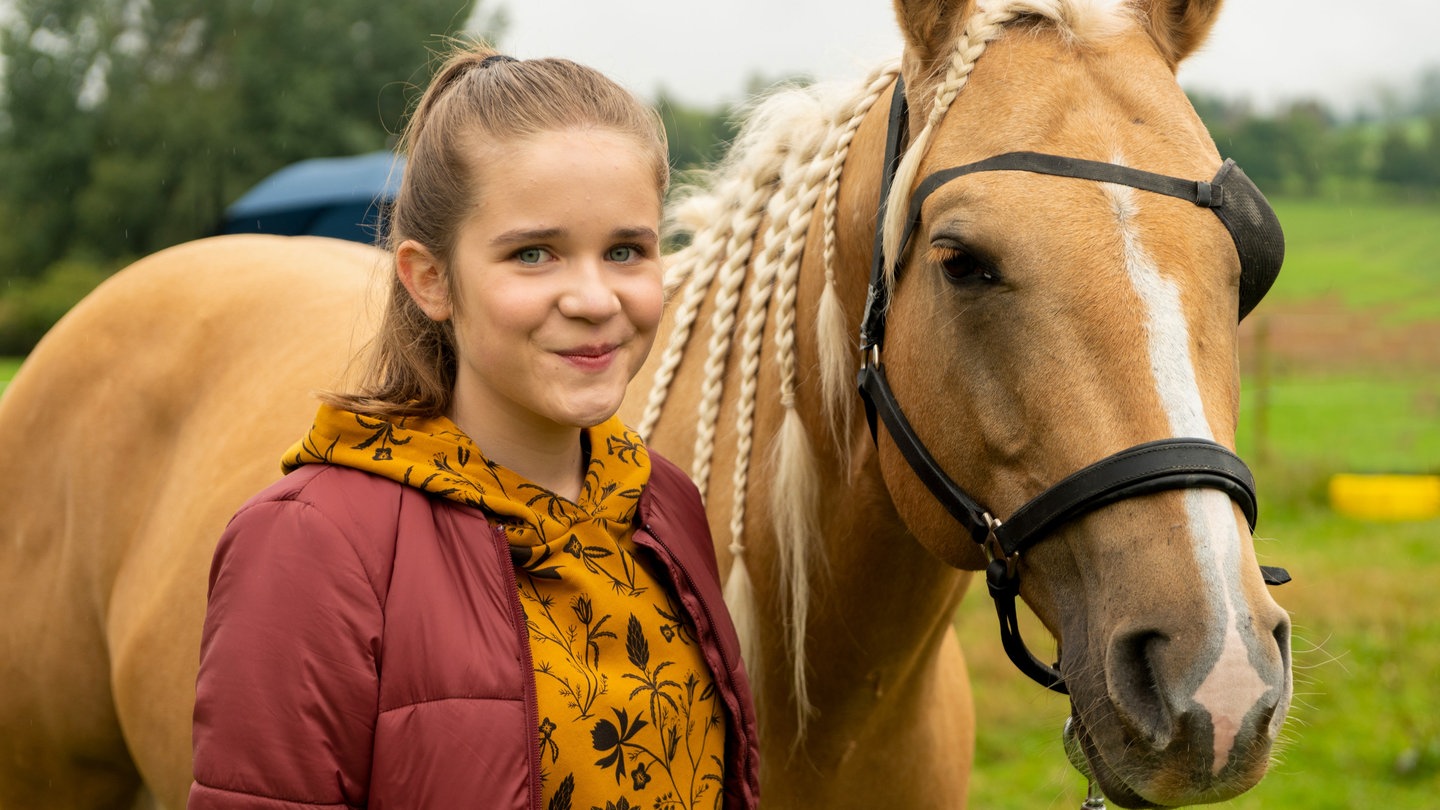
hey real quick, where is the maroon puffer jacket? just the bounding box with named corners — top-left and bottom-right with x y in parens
top-left (188, 453), bottom-right (759, 809)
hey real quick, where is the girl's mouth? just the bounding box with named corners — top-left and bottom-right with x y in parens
top-left (556, 343), bottom-right (620, 370)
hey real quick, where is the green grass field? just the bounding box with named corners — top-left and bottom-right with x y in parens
top-left (1, 195), bottom-right (1436, 807)
top-left (1262, 195), bottom-right (1440, 324)
top-left (0, 357), bottom-right (20, 395)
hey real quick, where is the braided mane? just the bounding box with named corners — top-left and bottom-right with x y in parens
top-left (641, 0), bottom-right (1132, 733)
top-left (639, 65), bottom-right (897, 725)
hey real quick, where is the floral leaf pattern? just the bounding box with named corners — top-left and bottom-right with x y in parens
top-left (548, 773), bottom-right (574, 810)
top-left (625, 615), bottom-right (650, 671)
top-left (591, 707), bottom-right (648, 782)
top-left (282, 404), bottom-right (725, 809)
top-left (540, 717), bottom-right (560, 764)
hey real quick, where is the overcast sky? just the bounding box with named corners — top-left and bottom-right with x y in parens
top-left (496, 0), bottom-right (1439, 113)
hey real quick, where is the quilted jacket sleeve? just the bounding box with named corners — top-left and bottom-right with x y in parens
top-left (188, 493), bottom-right (384, 809)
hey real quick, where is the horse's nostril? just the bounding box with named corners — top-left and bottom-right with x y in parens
top-left (1272, 612), bottom-right (1291, 665)
top-left (1269, 611), bottom-right (1293, 737)
top-left (1107, 630), bottom-right (1173, 747)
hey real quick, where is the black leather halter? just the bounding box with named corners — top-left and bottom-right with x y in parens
top-left (856, 79), bottom-right (1289, 694)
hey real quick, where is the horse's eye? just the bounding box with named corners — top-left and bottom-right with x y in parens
top-left (932, 243), bottom-right (998, 285)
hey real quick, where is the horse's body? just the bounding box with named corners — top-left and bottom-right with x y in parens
top-left (0, 1), bottom-right (1290, 808)
top-left (0, 236), bottom-right (388, 808)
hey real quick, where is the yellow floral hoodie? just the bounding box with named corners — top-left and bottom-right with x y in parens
top-left (284, 404), bottom-right (729, 810)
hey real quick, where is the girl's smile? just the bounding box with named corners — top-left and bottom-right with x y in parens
top-left (555, 343), bottom-right (623, 371)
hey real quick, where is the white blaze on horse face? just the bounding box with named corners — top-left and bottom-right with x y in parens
top-left (1104, 177), bottom-right (1271, 774)
top-left (1187, 490), bottom-right (1271, 773)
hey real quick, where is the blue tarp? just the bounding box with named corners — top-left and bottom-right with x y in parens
top-left (221, 151), bottom-right (405, 244)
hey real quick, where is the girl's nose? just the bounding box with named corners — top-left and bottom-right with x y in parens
top-left (557, 259), bottom-right (623, 322)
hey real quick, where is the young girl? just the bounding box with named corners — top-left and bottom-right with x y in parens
top-left (188, 47), bottom-right (759, 810)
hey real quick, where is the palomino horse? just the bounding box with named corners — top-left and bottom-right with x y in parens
top-left (0, 0), bottom-right (1292, 807)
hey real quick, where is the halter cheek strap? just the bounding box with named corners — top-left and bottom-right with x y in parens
top-left (858, 80), bottom-right (913, 355)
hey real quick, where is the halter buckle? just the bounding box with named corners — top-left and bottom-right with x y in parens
top-left (982, 513), bottom-right (1018, 585)
top-left (862, 344), bottom-right (880, 370)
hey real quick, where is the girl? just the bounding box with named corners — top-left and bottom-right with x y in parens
top-left (188, 47), bottom-right (759, 810)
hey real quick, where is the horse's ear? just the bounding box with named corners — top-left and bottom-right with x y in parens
top-left (891, 0), bottom-right (976, 74)
top-left (1140, 0), bottom-right (1225, 66)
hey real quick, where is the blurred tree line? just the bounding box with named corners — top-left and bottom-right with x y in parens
top-left (0, 0), bottom-right (495, 351)
top-left (1191, 68), bottom-right (1440, 198)
top-left (0, 0), bottom-right (1436, 354)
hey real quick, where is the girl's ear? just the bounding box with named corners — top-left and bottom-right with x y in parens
top-left (396, 239), bottom-right (453, 321)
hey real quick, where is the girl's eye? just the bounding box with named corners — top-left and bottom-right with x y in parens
top-left (515, 247), bottom-right (549, 265)
top-left (606, 245), bottom-right (640, 263)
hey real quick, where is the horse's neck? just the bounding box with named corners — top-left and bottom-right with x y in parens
top-left (625, 74), bottom-right (972, 749)
top-left (763, 98), bottom-right (972, 734)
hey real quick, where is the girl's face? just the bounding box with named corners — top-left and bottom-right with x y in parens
top-left (400, 128), bottom-right (664, 440)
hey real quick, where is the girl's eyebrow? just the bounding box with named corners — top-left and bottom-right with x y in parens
top-left (490, 226), bottom-right (659, 247)
top-left (613, 226), bottom-right (660, 242)
top-left (490, 226), bottom-right (563, 247)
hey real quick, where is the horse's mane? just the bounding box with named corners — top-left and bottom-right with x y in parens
top-left (641, 0), bottom-right (1134, 734)
top-left (639, 65), bottom-right (898, 728)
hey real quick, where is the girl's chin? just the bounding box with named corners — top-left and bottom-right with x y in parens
top-left (548, 396), bottom-right (626, 431)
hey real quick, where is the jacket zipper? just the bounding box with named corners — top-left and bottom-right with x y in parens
top-left (493, 523), bottom-right (544, 810)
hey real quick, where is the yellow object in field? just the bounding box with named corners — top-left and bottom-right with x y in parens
top-left (1328, 474), bottom-right (1440, 521)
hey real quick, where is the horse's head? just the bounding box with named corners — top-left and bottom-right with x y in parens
top-left (870, 0), bottom-right (1291, 805)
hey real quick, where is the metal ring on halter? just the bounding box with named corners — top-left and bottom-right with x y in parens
top-left (981, 513), bottom-right (1016, 581)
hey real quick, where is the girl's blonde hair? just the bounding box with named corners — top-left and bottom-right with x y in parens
top-left (328, 44), bottom-right (669, 417)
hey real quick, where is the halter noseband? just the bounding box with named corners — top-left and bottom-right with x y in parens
top-left (856, 79), bottom-right (1289, 694)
